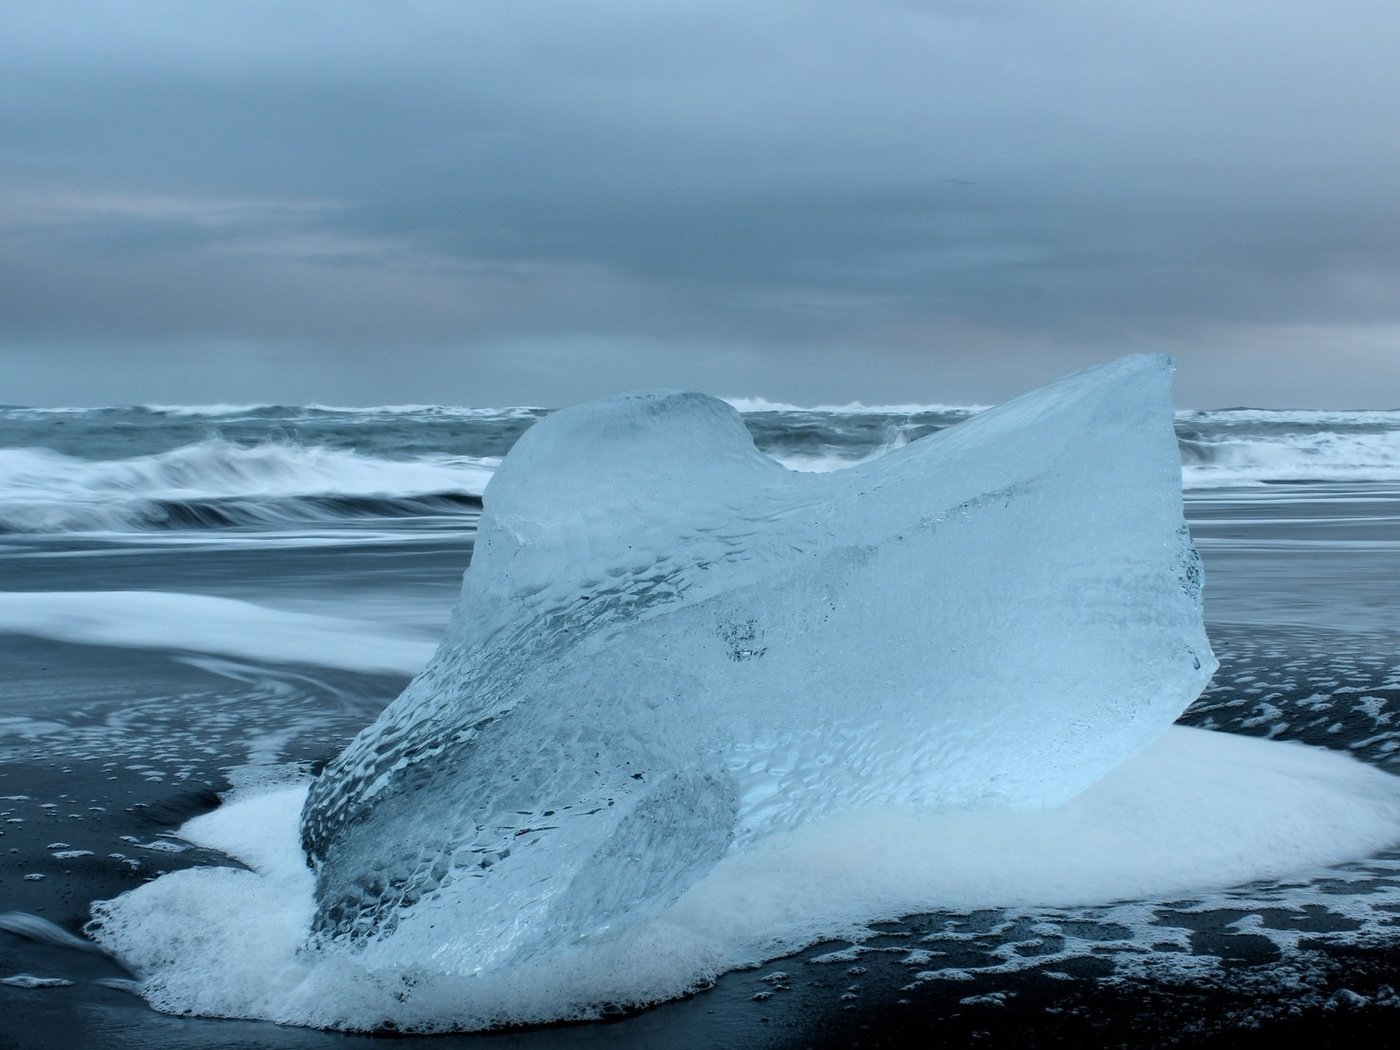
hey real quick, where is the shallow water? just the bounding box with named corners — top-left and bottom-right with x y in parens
top-left (4, 402), bottom-right (1400, 1046)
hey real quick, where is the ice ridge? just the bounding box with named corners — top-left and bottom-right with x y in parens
top-left (299, 354), bottom-right (1217, 976)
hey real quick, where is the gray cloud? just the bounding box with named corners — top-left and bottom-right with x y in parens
top-left (3, 1), bottom-right (1400, 406)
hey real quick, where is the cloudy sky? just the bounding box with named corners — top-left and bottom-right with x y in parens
top-left (3, 1), bottom-right (1399, 408)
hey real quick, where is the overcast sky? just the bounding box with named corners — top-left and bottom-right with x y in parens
top-left (3, 1), bottom-right (1399, 408)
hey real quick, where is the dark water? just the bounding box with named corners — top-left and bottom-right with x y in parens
top-left (3, 403), bottom-right (1400, 1047)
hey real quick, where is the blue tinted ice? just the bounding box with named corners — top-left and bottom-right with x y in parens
top-left (300, 354), bottom-right (1216, 974)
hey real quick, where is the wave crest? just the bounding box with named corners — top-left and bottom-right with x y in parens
top-left (0, 438), bottom-right (493, 533)
top-left (1181, 429), bottom-right (1400, 486)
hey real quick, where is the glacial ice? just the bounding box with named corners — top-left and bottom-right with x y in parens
top-left (299, 354), bottom-right (1217, 975)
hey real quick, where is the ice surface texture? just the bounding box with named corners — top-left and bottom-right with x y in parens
top-left (300, 354), bottom-right (1216, 975)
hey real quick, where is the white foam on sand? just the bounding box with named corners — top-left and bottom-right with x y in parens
top-left (0, 591), bottom-right (435, 674)
top-left (87, 726), bottom-right (1400, 1033)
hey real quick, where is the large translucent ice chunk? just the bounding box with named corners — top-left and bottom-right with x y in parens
top-left (300, 354), bottom-right (1216, 974)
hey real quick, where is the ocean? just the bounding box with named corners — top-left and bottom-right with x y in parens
top-left (2, 399), bottom-right (1400, 1047)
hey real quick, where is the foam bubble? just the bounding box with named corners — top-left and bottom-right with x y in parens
top-left (1, 975), bottom-right (74, 989)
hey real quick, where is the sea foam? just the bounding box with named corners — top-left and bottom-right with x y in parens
top-left (0, 591), bottom-right (435, 674)
top-left (87, 727), bottom-right (1400, 1032)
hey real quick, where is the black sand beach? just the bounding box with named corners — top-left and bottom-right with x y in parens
top-left (4, 407), bottom-right (1400, 1047)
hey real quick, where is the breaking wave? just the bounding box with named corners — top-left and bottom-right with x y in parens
top-left (722, 395), bottom-right (989, 414)
top-left (1180, 429), bottom-right (1400, 486)
top-left (4, 405), bottom-right (1400, 535)
top-left (0, 439), bottom-right (493, 534)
